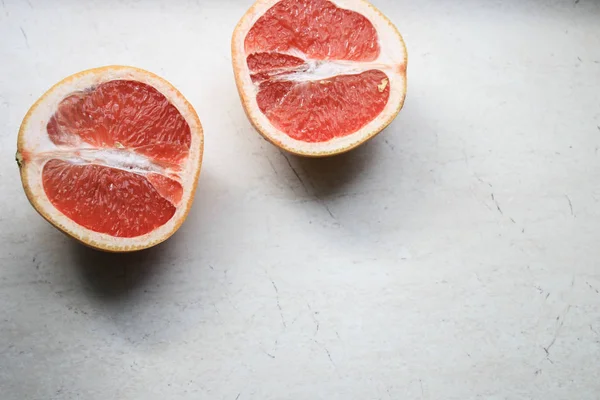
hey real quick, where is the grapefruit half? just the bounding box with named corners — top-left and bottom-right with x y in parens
top-left (16, 66), bottom-right (204, 252)
top-left (232, 0), bottom-right (407, 156)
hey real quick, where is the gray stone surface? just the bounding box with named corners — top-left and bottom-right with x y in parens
top-left (1, 0), bottom-right (599, 398)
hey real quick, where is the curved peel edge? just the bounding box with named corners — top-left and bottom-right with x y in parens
top-left (17, 65), bottom-right (204, 252)
top-left (231, 0), bottom-right (408, 157)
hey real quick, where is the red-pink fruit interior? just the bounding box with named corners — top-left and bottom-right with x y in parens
top-left (42, 160), bottom-right (176, 238)
top-left (42, 80), bottom-right (191, 238)
top-left (47, 80), bottom-right (191, 164)
top-left (244, 0), bottom-right (390, 143)
top-left (244, 0), bottom-right (380, 61)
top-left (256, 70), bottom-right (390, 142)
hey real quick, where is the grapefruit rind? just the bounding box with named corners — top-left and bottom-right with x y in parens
top-left (16, 66), bottom-right (204, 252)
top-left (232, 0), bottom-right (408, 157)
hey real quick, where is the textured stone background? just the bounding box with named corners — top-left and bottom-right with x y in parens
top-left (1, 0), bottom-right (599, 398)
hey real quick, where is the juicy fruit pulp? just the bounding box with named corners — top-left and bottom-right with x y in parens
top-left (42, 160), bottom-right (176, 238)
top-left (39, 80), bottom-right (191, 238)
top-left (244, 0), bottom-right (391, 142)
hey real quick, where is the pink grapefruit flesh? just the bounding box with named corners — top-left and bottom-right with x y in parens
top-left (232, 0), bottom-right (407, 156)
top-left (17, 66), bottom-right (204, 252)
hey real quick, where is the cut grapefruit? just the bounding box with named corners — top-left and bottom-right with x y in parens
top-left (232, 0), bottom-right (407, 156)
top-left (16, 66), bottom-right (204, 252)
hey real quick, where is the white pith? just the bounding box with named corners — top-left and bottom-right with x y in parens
top-left (254, 54), bottom-right (398, 83)
top-left (18, 66), bottom-right (203, 251)
top-left (27, 148), bottom-right (178, 175)
top-left (232, 0), bottom-right (407, 155)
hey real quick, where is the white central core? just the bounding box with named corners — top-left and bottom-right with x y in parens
top-left (281, 59), bottom-right (394, 82)
top-left (29, 146), bottom-right (178, 176)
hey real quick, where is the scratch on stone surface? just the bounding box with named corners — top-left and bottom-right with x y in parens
top-left (475, 175), bottom-right (493, 188)
top-left (475, 194), bottom-right (493, 212)
top-left (565, 195), bottom-right (574, 217)
top-left (266, 157), bottom-right (279, 177)
top-left (384, 139), bottom-right (395, 151)
top-left (322, 202), bottom-right (337, 221)
top-left (290, 313), bottom-right (300, 326)
top-left (329, 191), bottom-right (363, 200)
top-left (534, 285), bottom-right (551, 300)
top-left (25, 0), bottom-right (32, 8)
top-left (311, 190), bottom-right (337, 221)
top-left (280, 151), bottom-right (309, 194)
top-left (491, 193), bottom-right (503, 215)
top-left (509, 217), bottom-right (516, 224)
top-left (324, 347), bottom-right (336, 368)
top-left (462, 148), bottom-right (470, 168)
top-left (271, 278), bottom-right (278, 294)
top-left (312, 339), bottom-right (336, 368)
top-left (235, 393), bottom-right (241, 400)
top-left (590, 325), bottom-right (599, 335)
top-left (543, 305), bottom-right (571, 357)
top-left (271, 279), bottom-right (286, 328)
top-left (279, 150), bottom-right (338, 223)
top-left (307, 303), bottom-right (320, 336)
top-left (66, 303), bottom-right (89, 316)
top-left (224, 291), bottom-right (241, 314)
top-left (586, 281), bottom-right (599, 294)
top-left (419, 379), bottom-right (424, 397)
top-left (264, 351), bottom-right (275, 359)
top-left (20, 27), bottom-right (29, 48)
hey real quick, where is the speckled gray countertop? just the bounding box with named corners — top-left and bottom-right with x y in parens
top-left (1, 0), bottom-right (600, 399)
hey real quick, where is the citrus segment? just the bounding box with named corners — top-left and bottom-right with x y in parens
top-left (247, 53), bottom-right (306, 74)
top-left (146, 173), bottom-right (184, 206)
top-left (46, 80), bottom-right (191, 164)
top-left (257, 70), bottom-right (390, 142)
top-left (245, 0), bottom-right (380, 61)
top-left (42, 160), bottom-right (176, 238)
